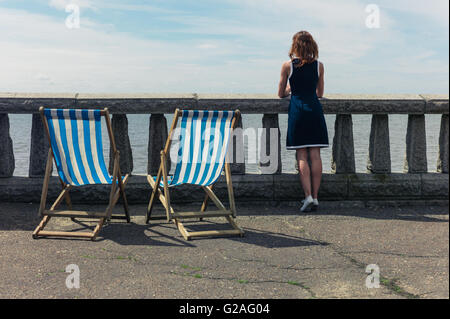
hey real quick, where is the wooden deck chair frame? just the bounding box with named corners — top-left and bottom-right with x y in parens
top-left (146, 108), bottom-right (244, 240)
top-left (32, 107), bottom-right (130, 240)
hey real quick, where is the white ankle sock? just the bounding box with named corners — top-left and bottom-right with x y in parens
top-left (301, 196), bottom-right (314, 212)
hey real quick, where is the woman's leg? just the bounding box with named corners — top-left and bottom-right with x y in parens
top-left (309, 147), bottom-right (323, 199)
top-left (297, 148), bottom-right (311, 198)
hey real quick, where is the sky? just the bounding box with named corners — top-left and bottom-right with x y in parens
top-left (0, 0), bottom-right (448, 94)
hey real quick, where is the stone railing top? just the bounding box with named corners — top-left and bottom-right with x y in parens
top-left (0, 93), bottom-right (448, 114)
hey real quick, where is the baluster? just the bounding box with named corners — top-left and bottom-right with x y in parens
top-left (109, 114), bottom-right (133, 175)
top-left (259, 114), bottom-right (281, 174)
top-left (438, 114), bottom-right (449, 173)
top-left (0, 114), bottom-right (15, 177)
top-left (29, 113), bottom-right (51, 177)
top-left (367, 114), bottom-right (391, 173)
top-left (230, 114), bottom-right (245, 174)
top-left (331, 114), bottom-right (355, 174)
top-left (404, 114), bottom-right (427, 173)
top-left (148, 113), bottom-right (170, 175)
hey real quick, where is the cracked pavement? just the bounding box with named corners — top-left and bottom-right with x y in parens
top-left (0, 202), bottom-right (448, 299)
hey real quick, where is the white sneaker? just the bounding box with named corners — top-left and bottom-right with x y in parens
top-left (300, 196), bottom-right (314, 212)
top-left (301, 198), bottom-right (319, 211)
top-left (313, 199), bottom-right (319, 211)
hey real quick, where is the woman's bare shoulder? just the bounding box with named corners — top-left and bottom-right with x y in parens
top-left (281, 60), bottom-right (291, 72)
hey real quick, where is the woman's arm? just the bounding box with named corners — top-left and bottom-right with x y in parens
top-left (278, 61), bottom-right (291, 98)
top-left (316, 62), bottom-right (324, 98)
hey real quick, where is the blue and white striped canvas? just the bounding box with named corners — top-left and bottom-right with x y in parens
top-left (159, 110), bottom-right (235, 188)
top-left (44, 109), bottom-right (112, 186)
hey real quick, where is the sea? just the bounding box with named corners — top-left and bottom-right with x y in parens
top-left (8, 114), bottom-right (443, 176)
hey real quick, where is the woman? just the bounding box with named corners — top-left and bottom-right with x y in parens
top-left (278, 31), bottom-right (329, 212)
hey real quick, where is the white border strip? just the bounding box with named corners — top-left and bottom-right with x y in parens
top-left (287, 144), bottom-right (329, 150)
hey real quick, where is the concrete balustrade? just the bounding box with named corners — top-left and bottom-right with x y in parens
top-left (0, 114), bottom-right (14, 177)
top-left (229, 115), bottom-right (245, 175)
top-left (109, 114), bottom-right (133, 175)
top-left (0, 93), bottom-right (448, 203)
top-left (29, 113), bottom-right (51, 177)
top-left (438, 114), bottom-right (449, 174)
top-left (404, 114), bottom-right (428, 173)
top-left (367, 114), bottom-right (391, 174)
top-left (331, 114), bottom-right (355, 174)
top-left (148, 114), bottom-right (170, 175)
top-left (260, 114), bottom-right (282, 174)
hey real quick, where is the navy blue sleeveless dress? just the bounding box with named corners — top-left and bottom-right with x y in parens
top-left (286, 60), bottom-right (329, 149)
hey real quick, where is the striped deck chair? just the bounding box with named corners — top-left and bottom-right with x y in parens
top-left (33, 107), bottom-right (130, 240)
top-left (146, 109), bottom-right (244, 240)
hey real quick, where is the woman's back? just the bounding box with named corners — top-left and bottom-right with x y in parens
top-left (289, 60), bottom-right (319, 98)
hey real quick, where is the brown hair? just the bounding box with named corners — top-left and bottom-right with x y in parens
top-left (289, 31), bottom-right (319, 67)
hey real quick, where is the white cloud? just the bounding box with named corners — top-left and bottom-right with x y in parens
top-left (0, 0), bottom-right (448, 94)
top-left (35, 73), bottom-right (52, 81)
top-left (0, 7), bottom-right (274, 93)
top-left (197, 43), bottom-right (219, 50)
top-left (381, 0), bottom-right (449, 27)
top-left (48, 0), bottom-right (96, 11)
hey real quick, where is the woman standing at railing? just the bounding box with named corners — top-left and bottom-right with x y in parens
top-left (278, 31), bottom-right (329, 212)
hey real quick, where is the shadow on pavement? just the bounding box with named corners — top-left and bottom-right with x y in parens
top-left (0, 203), bottom-right (447, 235)
top-left (234, 203), bottom-right (449, 223)
top-left (229, 227), bottom-right (329, 248)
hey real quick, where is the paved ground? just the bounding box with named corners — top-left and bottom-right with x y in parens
top-left (0, 202), bottom-right (448, 299)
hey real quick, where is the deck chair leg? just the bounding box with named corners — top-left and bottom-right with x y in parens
top-left (114, 152), bottom-right (130, 223)
top-left (52, 186), bottom-right (72, 211)
top-left (118, 171), bottom-right (130, 223)
top-left (38, 149), bottom-right (53, 217)
top-left (106, 153), bottom-right (120, 221)
top-left (33, 149), bottom-right (94, 240)
top-left (168, 185), bottom-right (244, 240)
top-left (34, 183), bottom-right (108, 240)
top-left (224, 162), bottom-right (237, 218)
top-left (199, 187), bottom-right (211, 221)
top-left (146, 191), bottom-right (157, 223)
top-left (59, 178), bottom-right (73, 210)
top-left (53, 183), bottom-right (76, 222)
top-left (104, 154), bottom-right (130, 222)
top-left (34, 181), bottom-right (109, 240)
top-left (91, 218), bottom-right (105, 240)
top-left (146, 189), bottom-right (157, 222)
top-left (175, 220), bottom-right (191, 241)
top-left (120, 188), bottom-right (130, 222)
top-left (146, 166), bottom-right (163, 223)
top-left (200, 193), bottom-right (209, 212)
top-left (32, 216), bottom-right (51, 239)
top-left (147, 110), bottom-right (180, 224)
top-left (146, 173), bottom-right (176, 223)
top-left (146, 174), bottom-right (158, 222)
top-left (161, 151), bottom-right (172, 222)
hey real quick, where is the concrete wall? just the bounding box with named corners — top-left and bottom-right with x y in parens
top-left (0, 93), bottom-right (448, 205)
top-left (0, 174), bottom-right (447, 205)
